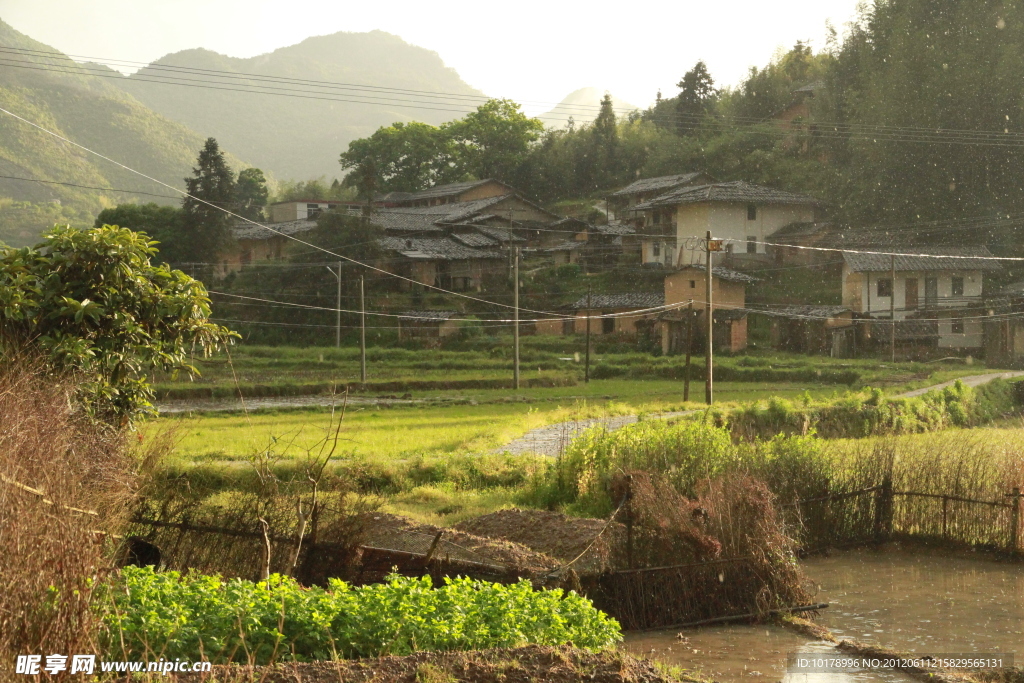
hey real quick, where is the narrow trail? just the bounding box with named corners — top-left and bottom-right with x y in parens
top-left (498, 371), bottom-right (1024, 456)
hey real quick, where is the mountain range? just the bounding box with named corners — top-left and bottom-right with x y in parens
top-left (0, 18), bottom-right (637, 246)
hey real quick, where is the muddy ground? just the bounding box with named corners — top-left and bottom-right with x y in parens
top-left (454, 508), bottom-right (625, 574)
top-left (159, 645), bottom-right (701, 683)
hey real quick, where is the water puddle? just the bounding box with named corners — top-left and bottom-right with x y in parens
top-left (804, 547), bottom-right (1024, 653)
top-left (624, 548), bottom-right (1023, 682)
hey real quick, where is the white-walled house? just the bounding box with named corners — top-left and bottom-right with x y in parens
top-left (631, 181), bottom-right (821, 267)
top-left (841, 248), bottom-right (1000, 351)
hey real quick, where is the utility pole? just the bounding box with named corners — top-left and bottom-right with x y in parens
top-left (683, 301), bottom-right (693, 402)
top-left (359, 275), bottom-right (367, 383)
top-left (325, 263), bottom-right (342, 348)
top-left (705, 231), bottom-right (714, 405)
top-left (513, 246), bottom-right (520, 390)
top-left (890, 254), bottom-right (896, 364)
top-left (585, 285), bottom-right (592, 383)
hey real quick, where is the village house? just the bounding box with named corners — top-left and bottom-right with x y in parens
top-left (770, 305), bottom-right (855, 357)
top-left (376, 236), bottom-right (503, 292)
top-left (396, 311), bottom-right (461, 342)
top-left (840, 248), bottom-right (1000, 354)
top-left (269, 199), bottom-right (349, 223)
top-left (631, 181), bottom-right (822, 268)
top-left (983, 282), bottom-right (1024, 366)
top-left (660, 264), bottom-right (757, 354)
top-left (376, 179), bottom-right (514, 208)
top-left (227, 218), bottom-right (319, 271)
top-left (541, 217), bottom-right (637, 268)
top-left (607, 172), bottom-right (714, 221)
top-left (533, 293), bottom-right (663, 338)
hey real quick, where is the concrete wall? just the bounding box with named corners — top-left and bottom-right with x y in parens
top-left (842, 266), bottom-right (984, 318)
top-left (665, 269), bottom-right (746, 311)
top-left (671, 202), bottom-right (815, 261)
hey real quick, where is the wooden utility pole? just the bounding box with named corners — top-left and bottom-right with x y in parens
top-left (325, 263), bottom-right (342, 348)
top-left (585, 285), bottom-right (592, 383)
top-left (359, 275), bottom-right (366, 383)
top-left (683, 301), bottom-right (693, 402)
top-left (705, 231), bottom-right (714, 405)
top-left (513, 246), bottom-right (520, 390)
top-left (890, 254), bottom-right (896, 363)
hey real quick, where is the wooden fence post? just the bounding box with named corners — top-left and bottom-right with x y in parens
top-left (625, 475), bottom-right (634, 570)
top-left (873, 478), bottom-right (893, 543)
top-left (1008, 487), bottom-right (1022, 553)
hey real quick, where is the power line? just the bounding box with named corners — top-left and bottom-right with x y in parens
top-left (0, 173), bottom-right (181, 199)
top-left (0, 104), bottom-right (579, 317)
top-left (8, 47), bottom-right (1024, 148)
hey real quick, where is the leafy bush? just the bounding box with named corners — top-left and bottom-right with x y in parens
top-left (719, 380), bottom-right (1018, 441)
top-left (102, 568), bottom-right (620, 664)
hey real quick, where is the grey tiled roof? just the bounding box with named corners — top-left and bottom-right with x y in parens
top-left (450, 232), bottom-right (499, 248)
top-left (403, 179), bottom-right (507, 201)
top-left (571, 292), bottom-right (664, 309)
top-left (776, 305), bottom-right (851, 319)
top-left (593, 221), bottom-right (636, 236)
top-left (544, 240), bottom-right (585, 252)
top-left (398, 310), bottom-right (459, 321)
top-left (678, 263), bottom-right (761, 283)
top-left (634, 181), bottom-right (820, 210)
top-left (610, 173), bottom-right (711, 197)
top-left (891, 319), bottom-right (939, 340)
top-left (231, 219), bottom-right (318, 241)
top-left (475, 225), bottom-right (525, 243)
top-left (377, 236), bottom-right (502, 261)
top-left (842, 247), bottom-right (1001, 272)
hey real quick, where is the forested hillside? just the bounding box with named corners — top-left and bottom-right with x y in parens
top-left (0, 19), bottom-right (230, 246)
top-left (109, 31), bottom-right (487, 181)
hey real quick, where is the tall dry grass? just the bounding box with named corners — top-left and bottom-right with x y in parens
top-left (0, 360), bottom-right (138, 671)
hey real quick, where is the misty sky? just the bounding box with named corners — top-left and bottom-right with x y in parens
top-left (3, 0), bottom-right (864, 114)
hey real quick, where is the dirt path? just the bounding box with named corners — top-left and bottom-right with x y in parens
top-left (897, 370), bottom-right (1024, 398)
top-left (496, 411), bottom-right (693, 456)
top-left (498, 371), bottom-right (1024, 456)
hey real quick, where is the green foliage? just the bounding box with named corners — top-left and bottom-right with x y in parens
top-left (719, 380), bottom-right (1017, 441)
top-left (94, 203), bottom-right (187, 263)
top-left (340, 99), bottom-right (544, 194)
top-left (529, 419), bottom-right (736, 516)
top-left (340, 122), bottom-right (463, 193)
top-left (103, 567), bottom-right (621, 663)
top-left (0, 225), bottom-right (235, 423)
top-left (235, 168), bottom-right (269, 220)
top-left (182, 138), bottom-right (236, 260)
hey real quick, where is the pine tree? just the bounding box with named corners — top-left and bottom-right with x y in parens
top-left (676, 61), bottom-right (717, 134)
top-left (182, 138), bottom-right (236, 262)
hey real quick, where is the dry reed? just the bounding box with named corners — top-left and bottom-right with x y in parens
top-left (0, 359), bottom-right (140, 673)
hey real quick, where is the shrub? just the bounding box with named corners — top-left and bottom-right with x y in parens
top-left (102, 568), bottom-right (621, 664)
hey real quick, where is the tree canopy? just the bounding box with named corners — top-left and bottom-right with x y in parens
top-left (0, 225), bottom-right (235, 424)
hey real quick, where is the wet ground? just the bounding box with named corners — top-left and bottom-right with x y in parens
top-left (623, 548), bottom-right (1024, 682)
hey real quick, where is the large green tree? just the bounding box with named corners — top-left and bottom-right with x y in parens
top-left (94, 203), bottom-right (186, 262)
top-left (235, 168), bottom-right (270, 221)
top-left (0, 225), bottom-right (235, 424)
top-left (445, 99), bottom-right (544, 184)
top-left (182, 138), bottom-right (236, 262)
top-left (339, 122), bottom-right (460, 194)
top-left (676, 61), bottom-right (718, 133)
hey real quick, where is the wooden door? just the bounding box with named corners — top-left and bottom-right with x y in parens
top-left (905, 278), bottom-right (918, 311)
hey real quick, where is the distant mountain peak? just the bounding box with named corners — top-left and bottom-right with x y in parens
top-left (539, 88), bottom-right (639, 129)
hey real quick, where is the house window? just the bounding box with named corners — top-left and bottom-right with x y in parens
top-left (306, 203), bottom-right (322, 219)
top-left (952, 318), bottom-right (965, 334)
top-left (951, 276), bottom-right (964, 297)
top-left (602, 317), bottom-right (615, 334)
top-left (689, 280), bottom-right (696, 288)
top-left (877, 278), bottom-right (893, 298)
top-left (746, 236), bottom-right (757, 254)
top-left (652, 242), bottom-right (661, 258)
top-left (747, 204), bottom-right (757, 220)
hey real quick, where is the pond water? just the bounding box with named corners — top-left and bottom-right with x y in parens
top-left (623, 547), bottom-right (1023, 682)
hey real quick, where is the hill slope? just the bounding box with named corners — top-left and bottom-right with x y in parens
top-left (539, 88), bottom-right (639, 129)
top-left (111, 31), bottom-right (487, 181)
top-left (0, 19), bottom-right (223, 246)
